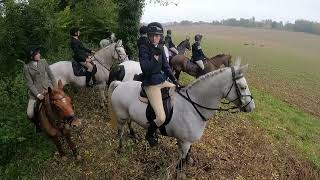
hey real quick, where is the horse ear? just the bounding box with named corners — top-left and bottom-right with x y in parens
top-left (237, 64), bottom-right (249, 75)
top-left (58, 79), bottom-right (63, 90)
top-left (234, 57), bottom-right (241, 67)
top-left (117, 40), bottom-right (122, 46)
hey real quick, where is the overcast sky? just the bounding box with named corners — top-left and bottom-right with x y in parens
top-left (142, 0), bottom-right (320, 23)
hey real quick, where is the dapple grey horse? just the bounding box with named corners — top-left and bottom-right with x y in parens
top-left (108, 58), bottom-right (255, 170)
top-left (50, 40), bottom-right (128, 107)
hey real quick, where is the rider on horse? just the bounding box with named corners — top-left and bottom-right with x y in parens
top-left (137, 25), bottom-right (148, 49)
top-left (139, 22), bottom-right (182, 147)
top-left (165, 29), bottom-right (179, 57)
top-left (192, 34), bottom-right (208, 73)
top-left (70, 27), bottom-right (96, 87)
top-left (23, 46), bottom-right (57, 132)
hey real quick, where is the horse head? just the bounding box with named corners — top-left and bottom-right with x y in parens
top-left (48, 80), bottom-right (81, 128)
top-left (113, 40), bottom-right (128, 63)
top-left (223, 58), bottom-right (255, 112)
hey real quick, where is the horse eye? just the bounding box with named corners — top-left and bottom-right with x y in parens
top-left (241, 86), bottom-right (247, 90)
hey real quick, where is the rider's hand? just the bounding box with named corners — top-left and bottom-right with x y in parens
top-left (37, 94), bottom-right (45, 100)
top-left (174, 81), bottom-right (184, 90)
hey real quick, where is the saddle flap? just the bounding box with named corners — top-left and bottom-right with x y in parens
top-left (140, 86), bottom-right (174, 136)
top-left (72, 61), bottom-right (87, 76)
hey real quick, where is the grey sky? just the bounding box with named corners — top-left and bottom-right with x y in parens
top-left (142, 0), bottom-right (320, 23)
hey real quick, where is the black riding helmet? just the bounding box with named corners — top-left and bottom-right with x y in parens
top-left (195, 34), bottom-right (203, 41)
top-left (147, 22), bottom-right (163, 35)
top-left (167, 29), bottom-right (172, 35)
top-left (70, 27), bottom-right (80, 36)
top-left (25, 46), bottom-right (41, 61)
top-left (139, 25), bottom-right (148, 35)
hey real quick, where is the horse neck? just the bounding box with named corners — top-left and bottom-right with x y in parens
top-left (95, 43), bottom-right (115, 68)
top-left (42, 94), bottom-right (59, 127)
top-left (185, 69), bottom-right (232, 119)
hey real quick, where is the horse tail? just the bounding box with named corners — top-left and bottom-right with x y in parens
top-left (108, 81), bottom-right (122, 129)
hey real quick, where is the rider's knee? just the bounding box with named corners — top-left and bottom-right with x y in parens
top-left (155, 113), bottom-right (166, 127)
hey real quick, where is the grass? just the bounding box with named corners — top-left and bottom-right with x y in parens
top-left (248, 87), bottom-right (320, 168)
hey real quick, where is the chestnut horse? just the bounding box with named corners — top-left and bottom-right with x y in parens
top-left (170, 54), bottom-right (232, 79)
top-left (37, 80), bottom-right (82, 160)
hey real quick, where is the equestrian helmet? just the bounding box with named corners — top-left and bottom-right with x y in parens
top-left (70, 27), bottom-right (80, 36)
top-left (195, 34), bottom-right (203, 41)
top-left (26, 46), bottom-right (41, 60)
top-left (139, 25), bottom-right (148, 35)
top-left (147, 22), bottom-right (163, 35)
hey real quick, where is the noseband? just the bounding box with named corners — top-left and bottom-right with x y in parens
top-left (177, 67), bottom-right (253, 121)
top-left (113, 44), bottom-right (126, 62)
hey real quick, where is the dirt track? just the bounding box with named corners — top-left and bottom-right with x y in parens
top-left (37, 88), bottom-right (319, 179)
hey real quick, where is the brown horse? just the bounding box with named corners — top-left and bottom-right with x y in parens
top-left (170, 54), bottom-right (232, 79)
top-left (37, 80), bottom-right (82, 160)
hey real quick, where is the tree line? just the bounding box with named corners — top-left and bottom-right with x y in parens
top-left (176, 17), bottom-right (320, 36)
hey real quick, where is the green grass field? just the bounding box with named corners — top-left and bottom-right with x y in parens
top-left (174, 25), bottom-right (320, 168)
top-left (2, 25), bottom-right (320, 179)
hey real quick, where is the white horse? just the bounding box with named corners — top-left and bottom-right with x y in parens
top-left (50, 40), bottom-right (128, 106)
top-left (108, 58), bottom-right (255, 170)
top-left (100, 33), bottom-right (116, 48)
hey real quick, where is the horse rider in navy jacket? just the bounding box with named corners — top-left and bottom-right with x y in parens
top-left (70, 27), bottom-right (96, 87)
top-left (191, 34), bottom-right (208, 71)
top-left (137, 25), bottom-right (149, 49)
top-left (139, 22), bottom-right (182, 147)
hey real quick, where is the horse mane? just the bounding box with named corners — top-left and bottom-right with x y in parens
top-left (212, 54), bottom-right (226, 58)
top-left (186, 67), bottom-right (228, 89)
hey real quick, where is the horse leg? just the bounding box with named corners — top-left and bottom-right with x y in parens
top-left (127, 119), bottom-right (139, 143)
top-left (185, 145), bottom-right (194, 165)
top-left (63, 128), bottom-right (81, 160)
top-left (41, 115), bottom-right (67, 160)
top-left (98, 84), bottom-right (107, 108)
top-left (175, 70), bottom-right (181, 80)
top-left (117, 118), bottom-right (127, 153)
top-left (176, 140), bottom-right (192, 171)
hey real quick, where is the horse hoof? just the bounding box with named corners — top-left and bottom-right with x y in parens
top-left (62, 156), bottom-right (68, 161)
top-left (176, 171), bottom-right (187, 180)
top-left (187, 157), bottom-right (194, 165)
top-left (117, 147), bottom-right (124, 154)
top-left (76, 155), bottom-right (82, 161)
top-left (71, 119), bottom-right (82, 128)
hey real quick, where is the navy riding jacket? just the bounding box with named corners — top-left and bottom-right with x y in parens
top-left (137, 36), bottom-right (148, 49)
top-left (191, 41), bottom-right (206, 61)
top-left (139, 43), bottom-right (177, 86)
top-left (70, 37), bottom-right (92, 62)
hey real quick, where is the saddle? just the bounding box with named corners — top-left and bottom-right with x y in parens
top-left (71, 61), bottom-right (97, 76)
top-left (139, 85), bottom-right (174, 136)
top-left (187, 59), bottom-right (208, 74)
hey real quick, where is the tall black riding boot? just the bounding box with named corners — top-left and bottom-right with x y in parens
top-left (85, 71), bottom-right (93, 87)
top-left (29, 117), bottom-right (41, 133)
top-left (145, 121), bottom-right (159, 147)
top-left (91, 71), bottom-right (97, 85)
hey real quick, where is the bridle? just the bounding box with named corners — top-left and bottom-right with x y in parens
top-left (50, 93), bottom-right (77, 125)
top-left (177, 66), bottom-right (253, 121)
top-left (92, 43), bottom-right (127, 71)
